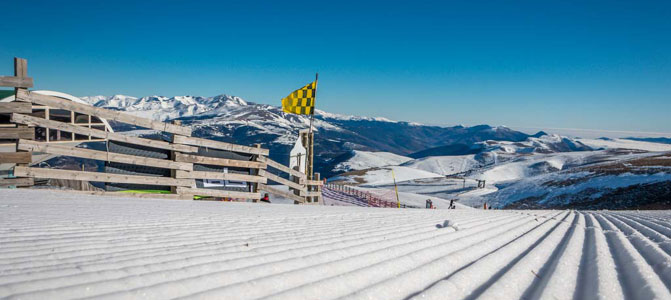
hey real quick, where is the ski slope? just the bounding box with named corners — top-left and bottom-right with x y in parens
top-left (333, 151), bottom-right (412, 172)
top-left (334, 165), bottom-right (443, 185)
top-left (1, 189), bottom-right (671, 300)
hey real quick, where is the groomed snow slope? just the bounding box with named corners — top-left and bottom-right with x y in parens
top-left (333, 151), bottom-right (412, 172)
top-left (1, 189), bottom-right (671, 300)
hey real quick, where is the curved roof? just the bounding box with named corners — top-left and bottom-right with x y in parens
top-left (1, 90), bottom-right (114, 133)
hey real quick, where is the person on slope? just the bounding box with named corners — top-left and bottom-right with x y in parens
top-left (260, 193), bottom-right (271, 203)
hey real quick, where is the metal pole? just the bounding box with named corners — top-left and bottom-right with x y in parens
top-left (307, 73), bottom-right (318, 180)
top-left (391, 169), bottom-right (400, 208)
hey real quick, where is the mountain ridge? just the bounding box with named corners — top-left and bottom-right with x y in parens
top-left (82, 93), bottom-right (546, 177)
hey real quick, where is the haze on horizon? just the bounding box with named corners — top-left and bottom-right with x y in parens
top-left (1, 0), bottom-right (669, 136)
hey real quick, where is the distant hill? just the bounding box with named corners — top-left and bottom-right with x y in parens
top-left (408, 144), bottom-right (484, 158)
top-left (0, 90), bottom-right (15, 99)
top-left (625, 137), bottom-right (671, 145)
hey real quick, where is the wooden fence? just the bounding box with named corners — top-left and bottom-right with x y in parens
top-left (0, 57), bottom-right (322, 203)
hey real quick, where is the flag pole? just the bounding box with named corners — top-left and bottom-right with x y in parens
top-left (308, 72), bottom-right (318, 135)
top-left (307, 73), bottom-right (318, 180)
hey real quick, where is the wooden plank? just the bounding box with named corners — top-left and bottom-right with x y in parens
top-left (0, 152), bottom-right (31, 164)
top-left (176, 187), bottom-right (261, 200)
top-left (258, 183), bottom-right (305, 203)
top-left (14, 58), bottom-right (29, 98)
top-left (304, 191), bottom-right (322, 197)
top-left (15, 89), bottom-right (191, 136)
top-left (13, 166), bottom-right (193, 187)
top-left (175, 170), bottom-right (267, 183)
top-left (0, 177), bottom-right (34, 187)
top-left (0, 127), bottom-right (34, 139)
top-left (57, 189), bottom-right (193, 200)
top-left (14, 58), bottom-right (27, 78)
top-left (0, 76), bottom-right (33, 88)
top-left (17, 139), bottom-right (193, 171)
top-left (257, 156), bottom-right (306, 180)
top-left (264, 172), bottom-right (305, 192)
top-left (172, 135), bottom-right (269, 156)
top-left (306, 180), bottom-right (324, 186)
top-left (174, 152), bottom-right (266, 169)
top-left (0, 102), bottom-right (32, 114)
top-left (11, 114), bottom-right (196, 153)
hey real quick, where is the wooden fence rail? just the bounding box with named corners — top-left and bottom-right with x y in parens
top-left (11, 113), bottom-right (197, 152)
top-left (17, 139), bottom-right (193, 171)
top-left (13, 166), bottom-right (194, 187)
top-left (173, 135), bottom-right (268, 156)
top-left (0, 76), bottom-right (32, 88)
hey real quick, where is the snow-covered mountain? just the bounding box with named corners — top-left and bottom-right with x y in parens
top-left (81, 94), bottom-right (542, 177)
top-left (82, 94), bottom-right (251, 121)
top-left (331, 136), bottom-right (671, 209)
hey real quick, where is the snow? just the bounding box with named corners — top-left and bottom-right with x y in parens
top-left (3, 189), bottom-right (670, 299)
top-left (333, 151), bottom-right (412, 172)
top-left (402, 155), bottom-right (480, 176)
top-left (578, 138), bottom-right (671, 152)
top-left (314, 109), bottom-right (397, 123)
top-left (334, 166), bottom-right (444, 185)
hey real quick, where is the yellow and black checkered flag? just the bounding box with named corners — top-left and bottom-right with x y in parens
top-left (281, 80), bottom-right (317, 115)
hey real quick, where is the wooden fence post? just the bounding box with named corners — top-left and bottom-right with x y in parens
top-left (171, 120), bottom-right (192, 200)
top-left (252, 144), bottom-right (261, 203)
top-left (11, 58), bottom-right (33, 187)
top-left (314, 172), bottom-right (321, 204)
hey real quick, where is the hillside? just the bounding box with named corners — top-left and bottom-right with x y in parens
top-left (333, 136), bottom-right (671, 210)
top-left (332, 150), bottom-right (412, 173)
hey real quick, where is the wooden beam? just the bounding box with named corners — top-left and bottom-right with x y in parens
top-left (0, 127), bottom-right (34, 139)
top-left (0, 102), bottom-right (32, 114)
top-left (172, 135), bottom-right (269, 156)
top-left (264, 172), bottom-right (306, 192)
top-left (14, 58), bottom-right (27, 78)
top-left (17, 139), bottom-right (193, 171)
top-left (13, 166), bottom-right (194, 187)
top-left (0, 152), bottom-right (32, 164)
top-left (0, 76), bottom-right (33, 88)
top-left (176, 187), bottom-right (261, 200)
top-left (24, 188), bottom-right (192, 200)
top-left (175, 170), bottom-right (267, 183)
top-left (174, 152), bottom-right (266, 169)
top-left (304, 191), bottom-right (322, 197)
top-left (11, 113), bottom-right (197, 153)
top-left (257, 156), bottom-right (306, 180)
top-left (0, 177), bottom-right (34, 187)
top-left (258, 183), bottom-right (305, 203)
top-left (56, 189), bottom-right (192, 200)
top-left (306, 180), bottom-right (324, 186)
top-left (15, 89), bottom-right (191, 136)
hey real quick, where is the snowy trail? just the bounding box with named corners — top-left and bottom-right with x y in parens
top-left (1, 189), bottom-right (670, 299)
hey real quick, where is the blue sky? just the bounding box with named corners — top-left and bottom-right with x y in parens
top-left (1, 0), bottom-right (670, 135)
